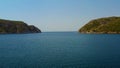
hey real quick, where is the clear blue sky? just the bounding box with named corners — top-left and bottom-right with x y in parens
top-left (0, 0), bottom-right (120, 32)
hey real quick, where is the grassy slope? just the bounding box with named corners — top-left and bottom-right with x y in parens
top-left (79, 17), bottom-right (120, 33)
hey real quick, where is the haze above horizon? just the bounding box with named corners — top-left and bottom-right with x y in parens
top-left (0, 0), bottom-right (120, 32)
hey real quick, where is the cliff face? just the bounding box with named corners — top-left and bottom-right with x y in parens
top-left (79, 17), bottom-right (120, 34)
top-left (0, 19), bottom-right (41, 34)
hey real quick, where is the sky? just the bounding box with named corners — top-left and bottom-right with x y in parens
top-left (0, 0), bottom-right (120, 32)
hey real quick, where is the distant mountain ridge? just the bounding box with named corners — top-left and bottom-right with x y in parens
top-left (79, 16), bottom-right (120, 34)
top-left (0, 19), bottom-right (41, 34)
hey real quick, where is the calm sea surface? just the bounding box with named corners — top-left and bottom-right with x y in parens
top-left (1, 32), bottom-right (120, 68)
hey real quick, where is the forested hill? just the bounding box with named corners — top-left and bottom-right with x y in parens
top-left (0, 19), bottom-right (41, 34)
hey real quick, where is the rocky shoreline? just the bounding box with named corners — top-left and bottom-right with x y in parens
top-left (80, 32), bottom-right (120, 34)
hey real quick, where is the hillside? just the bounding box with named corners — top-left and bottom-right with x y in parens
top-left (79, 16), bottom-right (120, 34)
top-left (0, 19), bottom-right (41, 34)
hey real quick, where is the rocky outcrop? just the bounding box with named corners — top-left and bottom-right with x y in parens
top-left (0, 19), bottom-right (41, 34)
top-left (28, 25), bottom-right (41, 33)
top-left (79, 16), bottom-right (120, 34)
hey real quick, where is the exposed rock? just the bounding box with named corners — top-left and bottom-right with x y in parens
top-left (28, 25), bottom-right (41, 33)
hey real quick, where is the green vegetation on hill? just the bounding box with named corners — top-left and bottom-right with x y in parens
top-left (79, 16), bottom-right (120, 34)
top-left (0, 19), bottom-right (41, 34)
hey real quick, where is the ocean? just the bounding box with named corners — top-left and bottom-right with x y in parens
top-left (1, 32), bottom-right (120, 68)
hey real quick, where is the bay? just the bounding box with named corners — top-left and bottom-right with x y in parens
top-left (1, 32), bottom-right (120, 68)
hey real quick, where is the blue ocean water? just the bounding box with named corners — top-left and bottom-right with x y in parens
top-left (1, 32), bottom-right (120, 68)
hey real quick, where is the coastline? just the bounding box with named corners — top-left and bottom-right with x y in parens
top-left (80, 31), bottom-right (120, 34)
